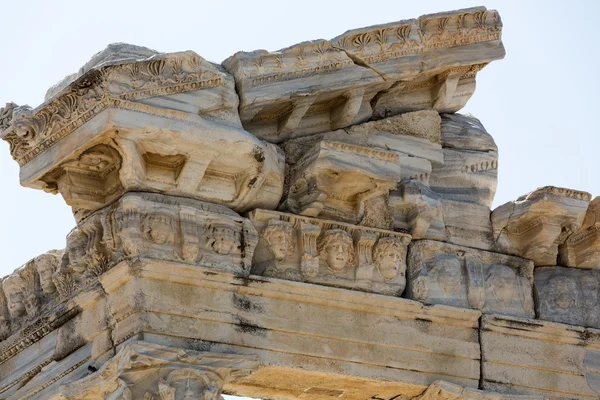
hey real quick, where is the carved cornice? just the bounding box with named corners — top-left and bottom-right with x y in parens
top-left (1, 51), bottom-right (224, 166)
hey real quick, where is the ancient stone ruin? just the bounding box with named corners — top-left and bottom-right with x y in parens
top-left (0, 6), bottom-right (597, 399)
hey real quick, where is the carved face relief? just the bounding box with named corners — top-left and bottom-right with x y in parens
top-left (2, 275), bottom-right (26, 318)
top-left (35, 255), bottom-right (57, 294)
top-left (434, 256), bottom-right (462, 296)
top-left (146, 216), bottom-right (175, 245)
top-left (11, 106), bottom-right (36, 140)
top-left (373, 238), bottom-right (405, 282)
top-left (487, 264), bottom-right (516, 304)
top-left (261, 220), bottom-right (294, 262)
top-left (211, 226), bottom-right (237, 255)
top-left (549, 276), bottom-right (577, 310)
top-left (318, 230), bottom-right (354, 272)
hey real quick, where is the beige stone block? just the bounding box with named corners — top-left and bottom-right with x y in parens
top-left (101, 260), bottom-right (482, 398)
top-left (248, 209), bottom-right (411, 296)
top-left (430, 148), bottom-right (498, 207)
top-left (282, 140), bottom-right (402, 223)
top-left (441, 113), bottom-right (497, 152)
top-left (481, 314), bottom-right (600, 399)
top-left (222, 42), bottom-right (388, 143)
top-left (407, 240), bottom-right (535, 318)
top-left (492, 186), bottom-right (591, 266)
top-left (389, 180), bottom-right (447, 241)
top-left (534, 266), bottom-right (600, 329)
top-left (559, 196), bottom-right (600, 268)
top-left (413, 380), bottom-right (546, 400)
top-left (442, 199), bottom-right (495, 251)
top-left (334, 7), bottom-right (505, 118)
top-left (1, 49), bottom-right (285, 219)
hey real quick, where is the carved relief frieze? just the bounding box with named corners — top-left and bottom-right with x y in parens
top-left (534, 266), bottom-right (600, 329)
top-left (406, 240), bottom-right (535, 317)
top-left (0, 51), bottom-right (224, 166)
top-left (50, 341), bottom-right (258, 400)
top-left (281, 140), bottom-right (402, 224)
top-left (223, 7), bottom-right (503, 142)
top-left (249, 209), bottom-right (411, 296)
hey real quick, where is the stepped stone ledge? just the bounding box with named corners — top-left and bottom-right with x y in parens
top-left (0, 5), bottom-right (599, 400)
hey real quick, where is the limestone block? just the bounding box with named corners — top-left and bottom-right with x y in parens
top-left (441, 113), bottom-right (497, 152)
top-left (559, 196), bottom-right (600, 268)
top-left (0, 48), bottom-right (285, 219)
top-left (534, 266), bottom-right (600, 329)
top-left (49, 340), bottom-right (259, 400)
top-left (224, 8), bottom-right (503, 142)
top-left (222, 41), bottom-right (388, 143)
top-left (430, 148), bottom-right (498, 207)
top-left (281, 110), bottom-right (443, 187)
top-left (61, 192), bottom-right (257, 280)
top-left (248, 209), bottom-right (411, 296)
top-left (442, 199), bottom-right (494, 251)
top-left (412, 380), bottom-right (546, 400)
top-left (407, 240), bottom-right (535, 318)
top-left (389, 180), bottom-right (447, 241)
top-left (480, 314), bottom-right (600, 399)
top-left (334, 7), bottom-right (505, 118)
top-left (282, 140), bottom-right (402, 224)
top-left (102, 260), bottom-right (483, 397)
top-left (492, 186), bottom-right (592, 266)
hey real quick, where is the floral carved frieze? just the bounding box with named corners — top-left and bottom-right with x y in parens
top-left (249, 209), bottom-right (411, 296)
top-left (223, 7), bottom-right (504, 142)
top-left (0, 51), bottom-right (223, 167)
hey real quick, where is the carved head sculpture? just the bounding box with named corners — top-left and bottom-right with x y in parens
top-left (431, 255), bottom-right (462, 296)
top-left (34, 250), bottom-right (62, 295)
top-left (11, 105), bottom-right (36, 140)
top-left (486, 264), bottom-right (517, 305)
top-left (160, 368), bottom-right (221, 400)
top-left (145, 214), bottom-right (176, 245)
top-left (318, 229), bottom-right (355, 272)
top-left (66, 229), bottom-right (89, 274)
top-left (547, 276), bottom-right (578, 310)
top-left (373, 237), bottom-right (405, 282)
top-left (261, 220), bottom-right (294, 262)
top-left (210, 224), bottom-right (238, 255)
top-left (2, 274), bottom-right (27, 318)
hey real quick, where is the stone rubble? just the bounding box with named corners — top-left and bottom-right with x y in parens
top-left (0, 5), bottom-right (597, 400)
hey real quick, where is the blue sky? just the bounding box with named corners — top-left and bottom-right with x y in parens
top-left (0, 0), bottom-right (597, 280)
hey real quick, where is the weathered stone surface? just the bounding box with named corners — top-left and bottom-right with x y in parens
top-left (224, 7), bottom-right (503, 143)
top-left (389, 180), bottom-right (447, 241)
top-left (0, 48), bottom-right (285, 220)
top-left (492, 186), bottom-right (592, 266)
top-left (281, 140), bottom-right (402, 223)
top-left (442, 199), bottom-right (494, 251)
top-left (413, 380), bottom-right (545, 400)
top-left (559, 196), bottom-right (600, 268)
top-left (249, 209), bottom-right (411, 296)
top-left (441, 113), bottom-right (497, 152)
top-left (63, 192), bottom-right (257, 278)
top-left (481, 314), bottom-right (600, 399)
top-left (407, 240), bottom-right (535, 318)
top-left (49, 341), bottom-right (259, 400)
top-left (534, 266), bottom-right (600, 329)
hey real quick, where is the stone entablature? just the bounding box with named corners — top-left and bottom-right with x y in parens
top-left (2, 5), bottom-right (600, 400)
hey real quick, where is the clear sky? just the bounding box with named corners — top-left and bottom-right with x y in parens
top-left (0, 1), bottom-right (597, 398)
top-left (0, 1), bottom-right (597, 284)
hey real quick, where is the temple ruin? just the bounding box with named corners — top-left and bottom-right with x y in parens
top-left (0, 6), bottom-right (598, 399)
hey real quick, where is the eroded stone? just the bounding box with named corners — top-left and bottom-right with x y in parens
top-left (559, 196), bottom-right (600, 268)
top-left (407, 240), bottom-right (534, 317)
top-left (1, 48), bottom-right (285, 220)
top-left (492, 186), bottom-right (591, 266)
top-left (535, 266), bottom-right (600, 329)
